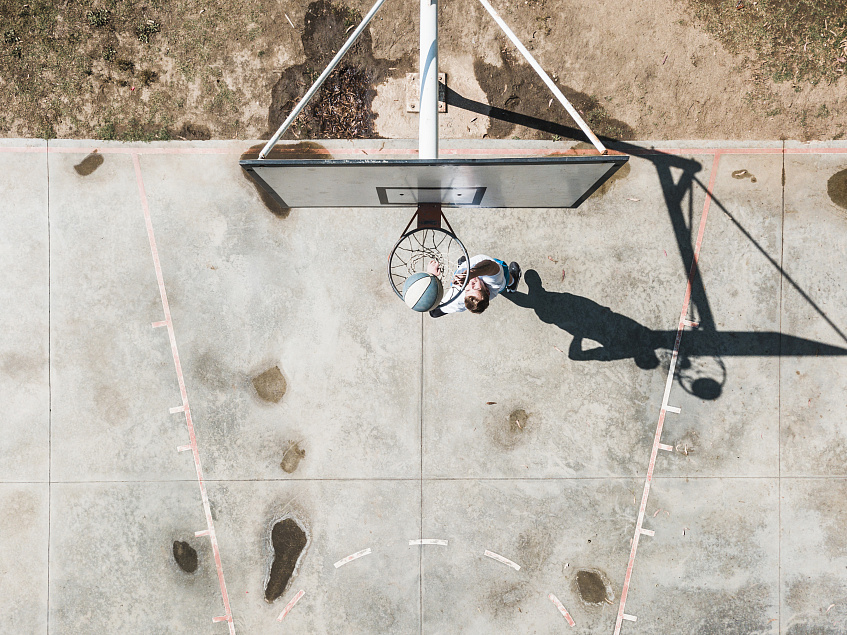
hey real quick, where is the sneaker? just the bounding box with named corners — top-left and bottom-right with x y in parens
top-left (506, 262), bottom-right (521, 292)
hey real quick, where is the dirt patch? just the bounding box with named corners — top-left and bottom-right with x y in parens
top-left (1, 0), bottom-right (845, 141)
top-left (74, 152), bottom-right (104, 176)
top-left (827, 168), bottom-right (847, 210)
top-left (177, 123), bottom-right (211, 141)
top-left (473, 46), bottom-right (634, 141)
top-left (173, 540), bottom-right (198, 573)
top-left (575, 568), bottom-right (614, 604)
top-left (265, 518), bottom-right (308, 603)
top-left (280, 442), bottom-right (306, 473)
top-left (267, 0), bottom-right (412, 139)
top-left (252, 366), bottom-right (287, 403)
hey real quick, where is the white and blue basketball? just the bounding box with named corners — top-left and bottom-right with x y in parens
top-left (402, 272), bottom-right (443, 312)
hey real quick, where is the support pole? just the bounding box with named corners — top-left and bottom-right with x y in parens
top-left (418, 0), bottom-right (438, 160)
top-left (259, 0), bottom-right (390, 159)
top-left (476, 0), bottom-right (607, 154)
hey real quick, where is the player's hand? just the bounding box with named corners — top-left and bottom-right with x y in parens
top-left (427, 259), bottom-right (442, 276)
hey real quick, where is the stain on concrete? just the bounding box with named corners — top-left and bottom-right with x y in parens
top-left (280, 441), bottom-right (306, 473)
top-left (488, 408), bottom-right (531, 450)
top-left (240, 142), bottom-right (331, 218)
top-left (267, 0), bottom-right (411, 140)
top-left (515, 528), bottom-right (554, 572)
top-left (265, 518), bottom-right (308, 603)
top-left (252, 366), bottom-right (287, 403)
top-left (485, 582), bottom-right (527, 617)
top-left (827, 168), bottom-right (847, 210)
top-left (474, 47), bottom-right (634, 140)
top-left (74, 152), bottom-right (104, 176)
top-left (593, 161), bottom-right (631, 198)
top-left (731, 168), bottom-right (757, 183)
top-left (575, 568), bottom-right (614, 604)
top-left (173, 541), bottom-right (198, 573)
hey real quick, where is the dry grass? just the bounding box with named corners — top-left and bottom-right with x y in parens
top-left (688, 0), bottom-right (847, 84)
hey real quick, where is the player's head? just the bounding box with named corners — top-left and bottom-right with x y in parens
top-left (464, 277), bottom-right (490, 313)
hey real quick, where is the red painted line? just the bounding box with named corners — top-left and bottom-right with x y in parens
top-left (2, 144), bottom-right (847, 158)
top-left (151, 320), bottom-right (167, 328)
top-left (613, 151), bottom-right (722, 635)
top-left (132, 154), bottom-right (235, 635)
top-left (277, 589), bottom-right (305, 622)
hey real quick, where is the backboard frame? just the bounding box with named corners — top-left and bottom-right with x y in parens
top-left (239, 155), bottom-right (629, 210)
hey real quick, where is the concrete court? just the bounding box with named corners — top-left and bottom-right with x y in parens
top-left (1, 137), bottom-right (847, 634)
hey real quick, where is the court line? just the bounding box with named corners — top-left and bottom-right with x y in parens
top-left (132, 154), bottom-right (235, 634)
top-left (4, 145), bottom-right (847, 157)
top-left (613, 150), bottom-right (722, 635)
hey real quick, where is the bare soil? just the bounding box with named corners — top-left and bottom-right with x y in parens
top-left (0, 0), bottom-right (845, 141)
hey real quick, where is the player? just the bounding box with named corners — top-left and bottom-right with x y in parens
top-left (427, 255), bottom-right (521, 317)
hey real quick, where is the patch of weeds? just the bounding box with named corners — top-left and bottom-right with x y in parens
top-left (135, 19), bottom-right (160, 43)
top-left (765, 107), bottom-right (782, 117)
top-left (86, 9), bottom-right (110, 28)
top-left (103, 47), bottom-right (116, 62)
top-left (834, 130), bottom-right (845, 140)
top-left (816, 103), bottom-right (830, 118)
top-left (122, 117), bottom-right (172, 141)
top-left (116, 58), bottom-right (135, 73)
top-left (139, 69), bottom-right (158, 86)
top-left (97, 121), bottom-right (117, 140)
top-left (209, 83), bottom-right (236, 114)
top-left (687, 0), bottom-right (847, 84)
top-left (257, 50), bottom-right (266, 58)
top-left (4, 29), bottom-right (21, 44)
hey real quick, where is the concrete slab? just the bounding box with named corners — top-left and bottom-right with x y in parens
top-left (0, 140), bottom-right (48, 482)
top-left (421, 479), bottom-right (633, 633)
top-left (0, 483), bottom-right (49, 633)
top-left (656, 152), bottom-right (783, 478)
top-left (2, 139), bottom-right (847, 634)
top-left (781, 150), bottom-right (847, 476)
top-left (131, 148), bottom-right (421, 480)
top-left (781, 478), bottom-right (847, 633)
top-left (48, 482), bottom-right (221, 634)
top-left (48, 143), bottom-right (196, 482)
top-left (422, 150), bottom-right (713, 478)
top-left (621, 477), bottom-right (780, 635)
top-left (207, 480), bottom-right (420, 633)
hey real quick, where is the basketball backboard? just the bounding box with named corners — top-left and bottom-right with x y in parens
top-left (239, 155), bottom-right (628, 209)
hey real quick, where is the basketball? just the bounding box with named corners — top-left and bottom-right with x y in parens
top-left (402, 272), bottom-right (443, 312)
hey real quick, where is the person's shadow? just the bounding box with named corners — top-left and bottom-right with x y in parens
top-left (504, 269), bottom-right (674, 370)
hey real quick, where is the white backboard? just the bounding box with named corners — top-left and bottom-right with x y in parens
top-left (240, 156), bottom-right (628, 209)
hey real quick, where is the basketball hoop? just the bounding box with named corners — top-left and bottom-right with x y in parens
top-left (388, 203), bottom-right (469, 310)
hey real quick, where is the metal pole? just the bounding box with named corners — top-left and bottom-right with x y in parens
top-left (258, 0), bottom-right (390, 159)
top-left (476, 0), bottom-right (607, 154)
top-left (418, 0), bottom-right (438, 160)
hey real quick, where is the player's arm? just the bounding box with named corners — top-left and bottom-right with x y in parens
top-left (467, 259), bottom-right (500, 278)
